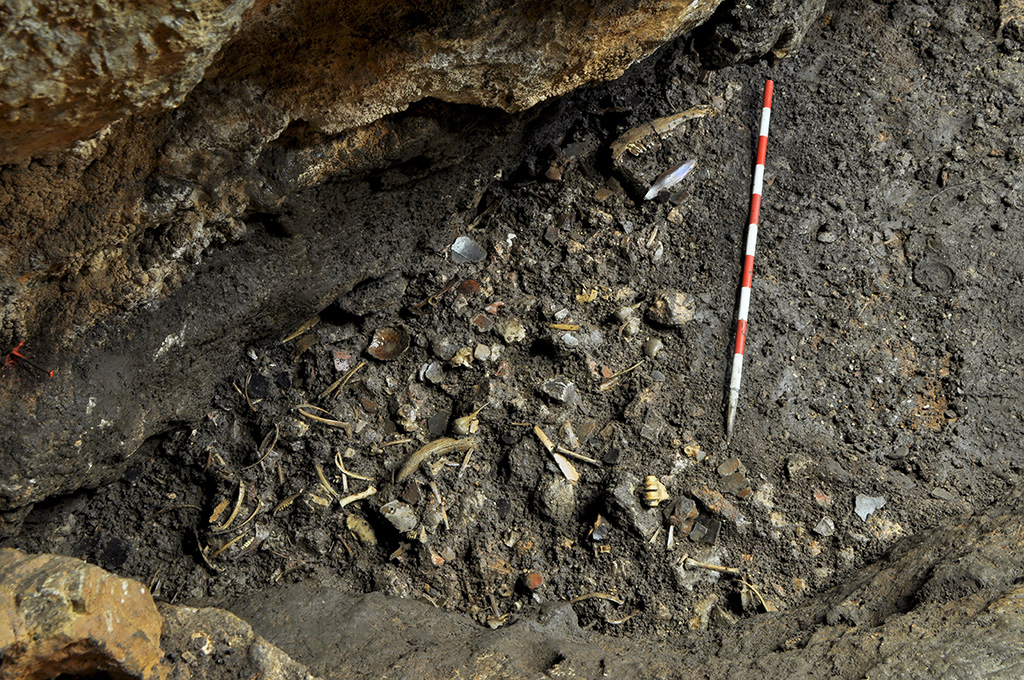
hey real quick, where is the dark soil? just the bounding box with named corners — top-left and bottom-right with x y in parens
top-left (5, 0), bottom-right (1024, 654)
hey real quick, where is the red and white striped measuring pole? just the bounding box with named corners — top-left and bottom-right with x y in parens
top-left (726, 79), bottom-right (774, 444)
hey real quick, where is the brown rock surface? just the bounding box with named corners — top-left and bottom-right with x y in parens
top-left (158, 603), bottom-right (319, 680)
top-left (0, 547), bottom-right (165, 680)
top-left (1, 0), bottom-right (723, 165)
top-left (213, 0), bottom-right (724, 135)
top-left (0, 0), bottom-right (257, 164)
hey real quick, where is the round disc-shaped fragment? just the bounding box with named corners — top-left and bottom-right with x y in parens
top-left (368, 326), bottom-right (411, 360)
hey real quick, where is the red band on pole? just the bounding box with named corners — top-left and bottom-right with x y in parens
top-left (734, 319), bottom-right (747, 354)
top-left (741, 256), bottom-right (755, 288)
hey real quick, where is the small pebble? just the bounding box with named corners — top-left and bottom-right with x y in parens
top-left (381, 501), bottom-right (418, 533)
top-left (247, 374), bottom-right (271, 400)
top-left (720, 472), bottom-right (751, 499)
top-left (521, 572), bottom-right (543, 590)
top-left (401, 482), bottom-right (422, 505)
top-left (591, 515), bottom-right (612, 541)
top-left (688, 516), bottom-right (720, 545)
top-left (451, 236), bottom-right (487, 263)
top-left (539, 377), bottom-right (579, 404)
top-left (427, 410), bottom-right (450, 437)
top-left (559, 333), bottom-right (580, 348)
top-left (471, 313), bottom-right (495, 332)
top-left (538, 477), bottom-right (576, 526)
top-left (854, 494), bottom-right (885, 521)
top-left (421, 362), bottom-right (444, 384)
top-left (813, 517), bottom-right (836, 537)
top-left (717, 457), bottom-right (746, 477)
top-left (643, 338), bottom-right (665, 358)
top-left (603, 472), bottom-right (660, 540)
top-left (647, 290), bottom-right (696, 326)
top-left (817, 231), bottom-right (838, 244)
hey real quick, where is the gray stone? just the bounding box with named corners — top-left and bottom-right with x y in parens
top-left (538, 478), bottom-right (576, 526)
top-left (603, 472), bottom-right (660, 541)
top-left (854, 494), bottom-right (886, 521)
top-left (689, 516), bottom-right (720, 545)
top-left (421, 362), bottom-right (445, 384)
top-left (814, 517), bottom-right (836, 537)
top-left (451, 236), bottom-right (487, 264)
top-left (539, 377), bottom-right (579, 404)
top-left (380, 501), bottom-right (419, 533)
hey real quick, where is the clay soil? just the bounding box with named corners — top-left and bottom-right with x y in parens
top-left (5, 0), bottom-right (1024, 655)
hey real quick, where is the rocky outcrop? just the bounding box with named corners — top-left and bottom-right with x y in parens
top-left (0, 0), bottom-right (257, 164)
top-left (2, 0), bottom-right (728, 166)
top-left (0, 547), bottom-right (316, 680)
top-left (158, 603), bottom-right (318, 680)
top-left (0, 548), bottom-right (166, 679)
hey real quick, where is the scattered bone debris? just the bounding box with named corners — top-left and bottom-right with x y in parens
top-left (66, 43), bottom-right (1004, 643)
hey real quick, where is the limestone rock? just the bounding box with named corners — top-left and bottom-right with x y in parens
top-left (158, 603), bottom-right (319, 680)
top-left (1, 0), bottom-right (726, 166)
top-left (0, 547), bottom-right (166, 680)
top-left (0, 548), bottom-right (319, 680)
top-left (0, 0), bottom-right (256, 164)
top-left (212, 0), bottom-right (725, 138)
